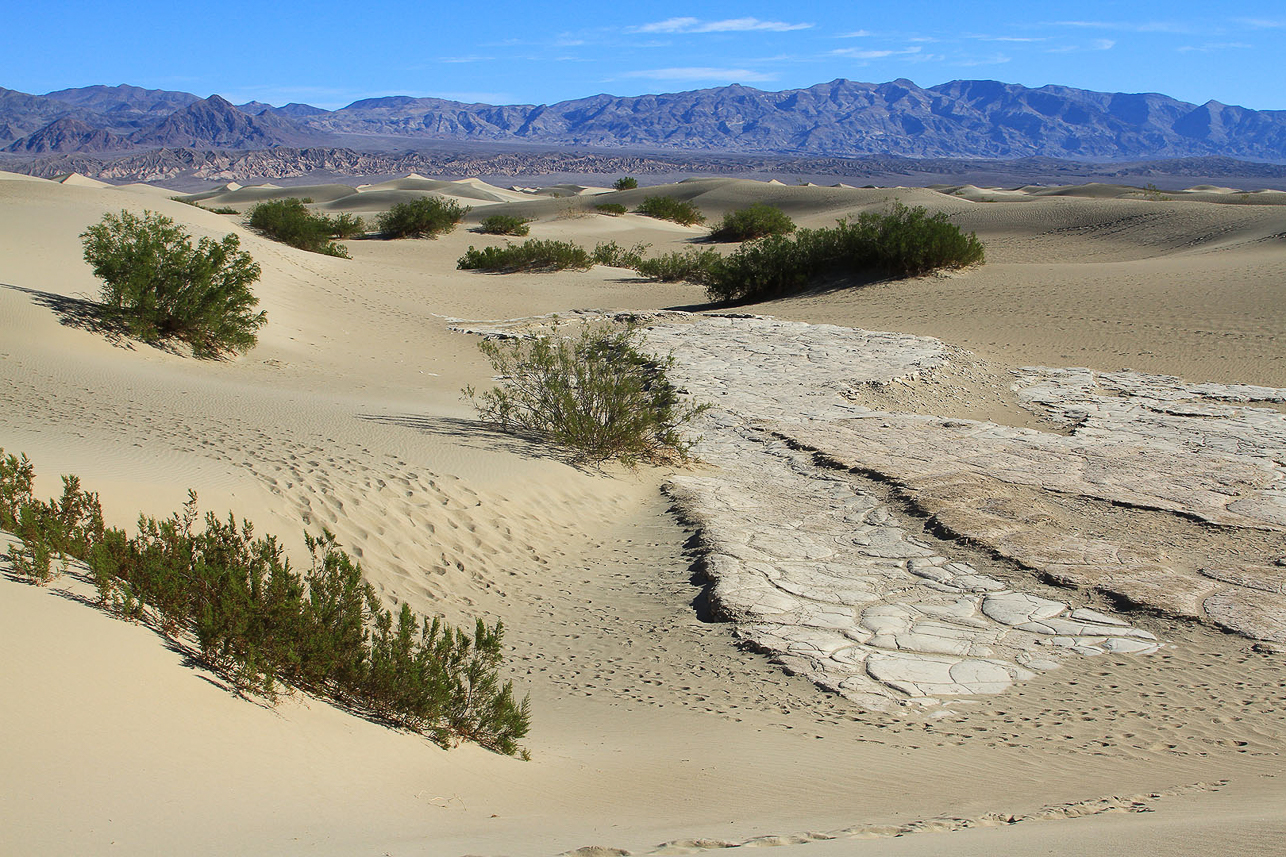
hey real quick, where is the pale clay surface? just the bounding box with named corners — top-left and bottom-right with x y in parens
top-left (458, 311), bottom-right (1285, 710)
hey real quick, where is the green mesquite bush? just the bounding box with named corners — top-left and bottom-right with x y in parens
top-left (0, 449), bottom-right (531, 756)
top-left (80, 209), bottom-right (266, 358)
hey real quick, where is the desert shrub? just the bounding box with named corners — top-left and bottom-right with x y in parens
top-left (476, 214), bottom-right (532, 236)
top-left (591, 240), bottom-right (651, 269)
top-left (709, 202), bottom-right (796, 242)
top-left (328, 212), bottom-right (367, 239)
top-left (458, 239), bottom-right (592, 272)
top-left (172, 198), bottom-right (240, 215)
top-left (0, 452), bottom-right (531, 756)
top-left (0, 449), bottom-right (35, 531)
top-left (705, 202), bottom-right (984, 302)
top-left (247, 198), bottom-right (361, 257)
top-left (636, 195), bottom-right (705, 226)
top-left (465, 322), bottom-right (708, 465)
top-left (634, 247), bottom-right (722, 284)
top-left (1, 450), bottom-right (104, 585)
top-left (376, 196), bottom-right (470, 239)
top-left (594, 203), bottom-right (627, 216)
top-left (613, 177), bottom-right (638, 191)
top-left (80, 209), bottom-right (266, 358)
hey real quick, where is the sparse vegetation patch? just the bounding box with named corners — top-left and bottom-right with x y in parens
top-left (247, 197), bottom-right (364, 257)
top-left (634, 248), bottom-right (722, 283)
top-left (376, 196), bottom-right (470, 239)
top-left (458, 239), bottom-right (592, 272)
top-left (705, 203), bottom-right (985, 302)
top-left (0, 448), bottom-right (530, 757)
top-left (80, 209), bottom-right (266, 358)
top-left (591, 240), bottom-right (651, 269)
top-left (465, 323), bottom-right (707, 466)
top-left (476, 214), bottom-right (532, 236)
top-left (636, 195), bottom-right (705, 226)
top-left (709, 202), bottom-right (796, 242)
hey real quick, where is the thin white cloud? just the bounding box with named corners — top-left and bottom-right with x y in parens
top-left (1047, 38), bottom-right (1116, 54)
top-left (973, 35), bottom-right (1047, 43)
top-left (838, 29), bottom-right (872, 38)
top-left (831, 46), bottom-right (923, 59)
top-left (951, 53), bottom-right (1013, 67)
top-left (632, 17), bottom-right (812, 34)
top-left (1048, 20), bottom-right (1203, 35)
top-left (618, 67), bottom-right (778, 82)
top-left (1178, 41), bottom-right (1252, 52)
top-left (1234, 17), bottom-right (1284, 28)
top-left (439, 55), bottom-right (494, 63)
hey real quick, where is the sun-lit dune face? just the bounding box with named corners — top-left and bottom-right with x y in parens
top-left (3, 174), bottom-right (1286, 857)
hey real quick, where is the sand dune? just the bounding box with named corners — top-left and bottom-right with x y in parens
top-left (2, 174), bottom-right (1284, 856)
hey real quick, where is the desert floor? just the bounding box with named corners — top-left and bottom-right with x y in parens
top-left (2, 171), bottom-right (1284, 856)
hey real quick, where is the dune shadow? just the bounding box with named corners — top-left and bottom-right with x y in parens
top-left (355, 413), bottom-right (590, 469)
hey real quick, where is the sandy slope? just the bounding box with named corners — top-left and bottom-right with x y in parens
top-left (1, 176), bottom-right (1284, 857)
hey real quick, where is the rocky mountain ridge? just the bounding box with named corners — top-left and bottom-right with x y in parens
top-left (2, 79), bottom-right (1285, 162)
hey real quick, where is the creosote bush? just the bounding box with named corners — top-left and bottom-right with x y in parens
top-left (635, 195), bottom-right (705, 226)
top-left (704, 202), bottom-right (985, 303)
top-left (376, 196), bottom-right (470, 239)
top-left (709, 202), bottom-right (797, 242)
top-left (634, 247), bottom-right (722, 284)
top-left (80, 209), bottom-right (266, 358)
top-left (591, 240), bottom-right (651, 269)
top-left (612, 177), bottom-right (638, 191)
top-left (458, 239), bottom-right (592, 272)
top-left (476, 214), bottom-right (532, 236)
top-left (247, 198), bottom-right (364, 257)
top-left (465, 323), bottom-right (708, 466)
top-left (593, 203), bottom-right (628, 216)
top-left (0, 448), bottom-right (530, 757)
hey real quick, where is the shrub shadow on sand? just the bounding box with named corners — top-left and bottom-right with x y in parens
top-left (355, 413), bottom-right (588, 469)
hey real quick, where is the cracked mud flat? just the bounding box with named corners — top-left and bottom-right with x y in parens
top-left (459, 312), bottom-right (1285, 711)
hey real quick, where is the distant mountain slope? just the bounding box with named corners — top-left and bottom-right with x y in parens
top-left (2, 117), bottom-right (129, 154)
top-left (127, 95), bottom-right (318, 149)
top-left (306, 79), bottom-right (1286, 161)
top-left (42, 84), bottom-right (200, 124)
top-left (2, 78), bottom-right (1285, 161)
top-left (0, 87), bottom-right (105, 145)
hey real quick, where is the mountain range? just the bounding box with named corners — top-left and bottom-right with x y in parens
top-left (2, 79), bottom-right (1285, 163)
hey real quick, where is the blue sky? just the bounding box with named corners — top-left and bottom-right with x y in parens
top-left (6, 1), bottom-right (1282, 110)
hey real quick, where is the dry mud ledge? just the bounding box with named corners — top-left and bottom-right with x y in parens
top-left (461, 310), bottom-right (1286, 713)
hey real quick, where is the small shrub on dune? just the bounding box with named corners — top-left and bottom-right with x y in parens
top-left (457, 239), bottom-right (592, 272)
top-left (0, 449), bottom-right (531, 756)
top-left (465, 323), bottom-right (708, 466)
top-left (858, 201), bottom-right (986, 277)
top-left (376, 196), bottom-right (470, 239)
top-left (709, 202), bottom-right (796, 242)
top-left (328, 212), bottom-right (367, 239)
top-left (593, 203), bottom-right (628, 216)
top-left (591, 240), bottom-right (651, 269)
top-left (612, 177), bottom-right (638, 191)
top-left (247, 198), bottom-right (362, 257)
top-left (636, 195), bottom-right (705, 227)
top-left (475, 214), bottom-right (532, 236)
top-left (634, 247), bottom-right (722, 284)
top-left (80, 209), bottom-right (266, 358)
top-left (2, 450), bottom-right (103, 584)
top-left (705, 202), bottom-right (984, 303)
